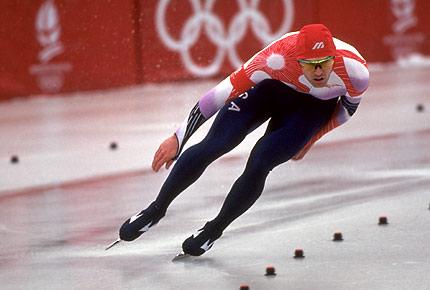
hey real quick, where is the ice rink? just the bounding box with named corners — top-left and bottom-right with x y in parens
top-left (1, 65), bottom-right (430, 289)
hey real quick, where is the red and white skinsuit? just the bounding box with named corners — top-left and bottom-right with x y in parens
top-left (175, 31), bottom-right (369, 159)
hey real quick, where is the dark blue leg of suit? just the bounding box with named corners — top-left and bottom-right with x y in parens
top-left (154, 79), bottom-right (337, 232)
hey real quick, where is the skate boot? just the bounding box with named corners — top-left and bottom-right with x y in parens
top-left (182, 222), bottom-right (223, 256)
top-left (119, 202), bottom-right (165, 241)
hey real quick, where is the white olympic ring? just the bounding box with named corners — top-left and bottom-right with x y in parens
top-left (156, 0), bottom-right (295, 77)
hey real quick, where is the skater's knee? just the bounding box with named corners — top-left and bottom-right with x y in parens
top-left (189, 140), bottom-right (231, 162)
top-left (243, 160), bottom-right (273, 181)
top-left (246, 150), bottom-right (279, 176)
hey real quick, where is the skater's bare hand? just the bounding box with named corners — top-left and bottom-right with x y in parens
top-left (152, 135), bottom-right (179, 172)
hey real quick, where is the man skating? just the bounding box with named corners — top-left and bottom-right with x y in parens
top-left (117, 24), bottom-right (369, 257)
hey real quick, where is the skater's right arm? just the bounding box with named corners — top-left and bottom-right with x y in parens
top-left (151, 72), bottom-right (253, 172)
top-left (171, 68), bottom-right (255, 161)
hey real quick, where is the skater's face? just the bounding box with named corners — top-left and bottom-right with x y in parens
top-left (299, 56), bottom-right (334, 87)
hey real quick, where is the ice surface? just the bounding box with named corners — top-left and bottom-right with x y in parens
top-left (0, 66), bottom-right (429, 289)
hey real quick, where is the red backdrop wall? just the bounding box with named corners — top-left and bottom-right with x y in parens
top-left (0, 0), bottom-right (137, 98)
top-left (0, 0), bottom-right (429, 100)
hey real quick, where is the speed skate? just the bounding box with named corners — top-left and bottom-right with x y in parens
top-left (172, 251), bottom-right (191, 261)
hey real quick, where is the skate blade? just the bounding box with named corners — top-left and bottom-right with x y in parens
top-left (172, 251), bottom-right (191, 262)
top-left (105, 238), bottom-right (122, 251)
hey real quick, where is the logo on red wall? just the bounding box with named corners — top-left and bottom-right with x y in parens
top-left (155, 0), bottom-right (295, 77)
top-left (383, 0), bottom-right (426, 62)
top-left (29, 0), bottom-right (72, 93)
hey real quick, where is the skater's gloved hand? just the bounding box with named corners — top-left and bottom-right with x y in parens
top-left (152, 134), bottom-right (178, 172)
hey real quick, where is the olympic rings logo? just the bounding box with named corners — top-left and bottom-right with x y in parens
top-left (155, 0), bottom-right (294, 77)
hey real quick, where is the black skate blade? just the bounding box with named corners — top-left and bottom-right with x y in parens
top-left (105, 238), bottom-right (122, 251)
top-left (172, 251), bottom-right (191, 261)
